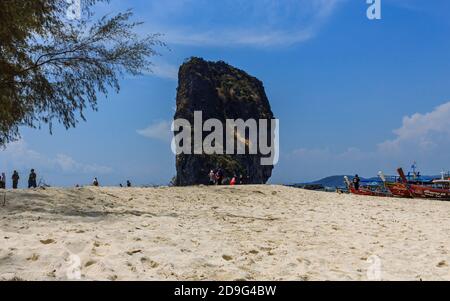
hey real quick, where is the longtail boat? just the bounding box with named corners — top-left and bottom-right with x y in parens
top-left (396, 168), bottom-right (450, 200)
top-left (383, 182), bottom-right (413, 198)
top-left (378, 171), bottom-right (413, 198)
top-left (344, 176), bottom-right (389, 197)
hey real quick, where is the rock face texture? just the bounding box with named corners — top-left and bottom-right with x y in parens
top-left (174, 57), bottom-right (275, 186)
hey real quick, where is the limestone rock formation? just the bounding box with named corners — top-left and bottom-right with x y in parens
top-left (174, 57), bottom-right (275, 186)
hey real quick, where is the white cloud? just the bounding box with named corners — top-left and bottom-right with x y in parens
top-left (160, 28), bottom-right (315, 48)
top-left (292, 102), bottom-right (450, 162)
top-left (1, 140), bottom-right (51, 166)
top-left (117, 0), bottom-right (347, 48)
top-left (96, 0), bottom-right (346, 81)
top-left (161, 0), bottom-right (344, 47)
top-left (286, 102), bottom-right (450, 180)
top-left (137, 120), bottom-right (173, 142)
top-left (149, 59), bottom-right (179, 80)
top-left (378, 102), bottom-right (450, 152)
top-left (55, 154), bottom-right (113, 174)
top-left (0, 140), bottom-right (112, 175)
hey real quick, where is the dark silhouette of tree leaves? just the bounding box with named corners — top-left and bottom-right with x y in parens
top-left (0, 0), bottom-right (165, 146)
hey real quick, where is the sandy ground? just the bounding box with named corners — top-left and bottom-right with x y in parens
top-left (0, 185), bottom-right (450, 281)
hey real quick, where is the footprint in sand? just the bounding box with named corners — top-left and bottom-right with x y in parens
top-left (26, 254), bottom-right (40, 261)
top-left (141, 257), bottom-right (159, 268)
top-left (126, 249), bottom-right (143, 256)
top-left (85, 260), bottom-right (97, 268)
top-left (437, 260), bottom-right (448, 267)
top-left (126, 262), bottom-right (138, 273)
top-left (222, 255), bottom-right (233, 261)
top-left (40, 239), bottom-right (55, 245)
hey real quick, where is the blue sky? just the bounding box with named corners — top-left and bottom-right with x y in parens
top-left (2, 0), bottom-right (450, 187)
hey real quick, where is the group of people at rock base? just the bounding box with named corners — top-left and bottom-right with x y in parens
top-left (0, 169), bottom-right (37, 189)
top-left (208, 168), bottom-right (249, 186)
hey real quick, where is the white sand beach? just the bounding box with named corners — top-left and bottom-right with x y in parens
top-left (1, 185), bottom-right (450, 281)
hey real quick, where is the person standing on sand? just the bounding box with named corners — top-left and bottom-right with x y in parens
top-left (208, 170), bottom-right (216, 185)
top-left (353, 174), bottom-right (361, 191)
top-left (28, 169), bottom-right (37, 188)
top-left (12, 171), bottom-right (19, 189)
top-left (93, 177), bottom-right (99, 187)
top-left (230, 175), bottom-right (237, 186)
top-left (0, 173), bottom-right (5, 189)
top-left (127, 180), bottom-right (132, 187)
top-left (215, 168), bottom-right (224, 186)
top-left (239, 174), bottom-right (244, 185)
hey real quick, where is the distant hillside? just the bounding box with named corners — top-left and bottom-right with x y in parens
top-left (289, 175), bottom-right (351, 189)
top-left (310, 175), bottom-right (350, 188)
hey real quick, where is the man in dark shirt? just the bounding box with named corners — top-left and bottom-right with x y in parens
top-left (0, 173), bottom-right (5, 189)
top-left (353, 174), bottom-right (361, 191)
top-left (12, 171), bottom-right (20, 189)
top-left (28, 169), bottom-right (37, 188)
top-left (216, 168), bottom-right (224, 185)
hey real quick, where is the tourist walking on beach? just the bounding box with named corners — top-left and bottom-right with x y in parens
top-left (127, 180), bottom-right (132, 187)
top-left (353, 174), bottom-right (361, 191)
top-left (93, 177), bottom-right (99, 187)
top-left (28, 169), bottom-right (37, 188)
top-left (0, 173), bottom-right (5, 189)
top-left (12, 171), bottom-right (19, 189)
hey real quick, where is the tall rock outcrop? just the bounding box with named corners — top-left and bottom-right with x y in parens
top-left (174, 57), bottom-right (275, 186)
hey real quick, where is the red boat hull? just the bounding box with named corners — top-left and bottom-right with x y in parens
top-left (349, 187), bottom-right (388, 197)
top-left (384, 182), bottom-right (413, 198)
top-left (408, 184), bottom-right (450, 200)
top-left (395, 168), bottom-right (450, 200)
